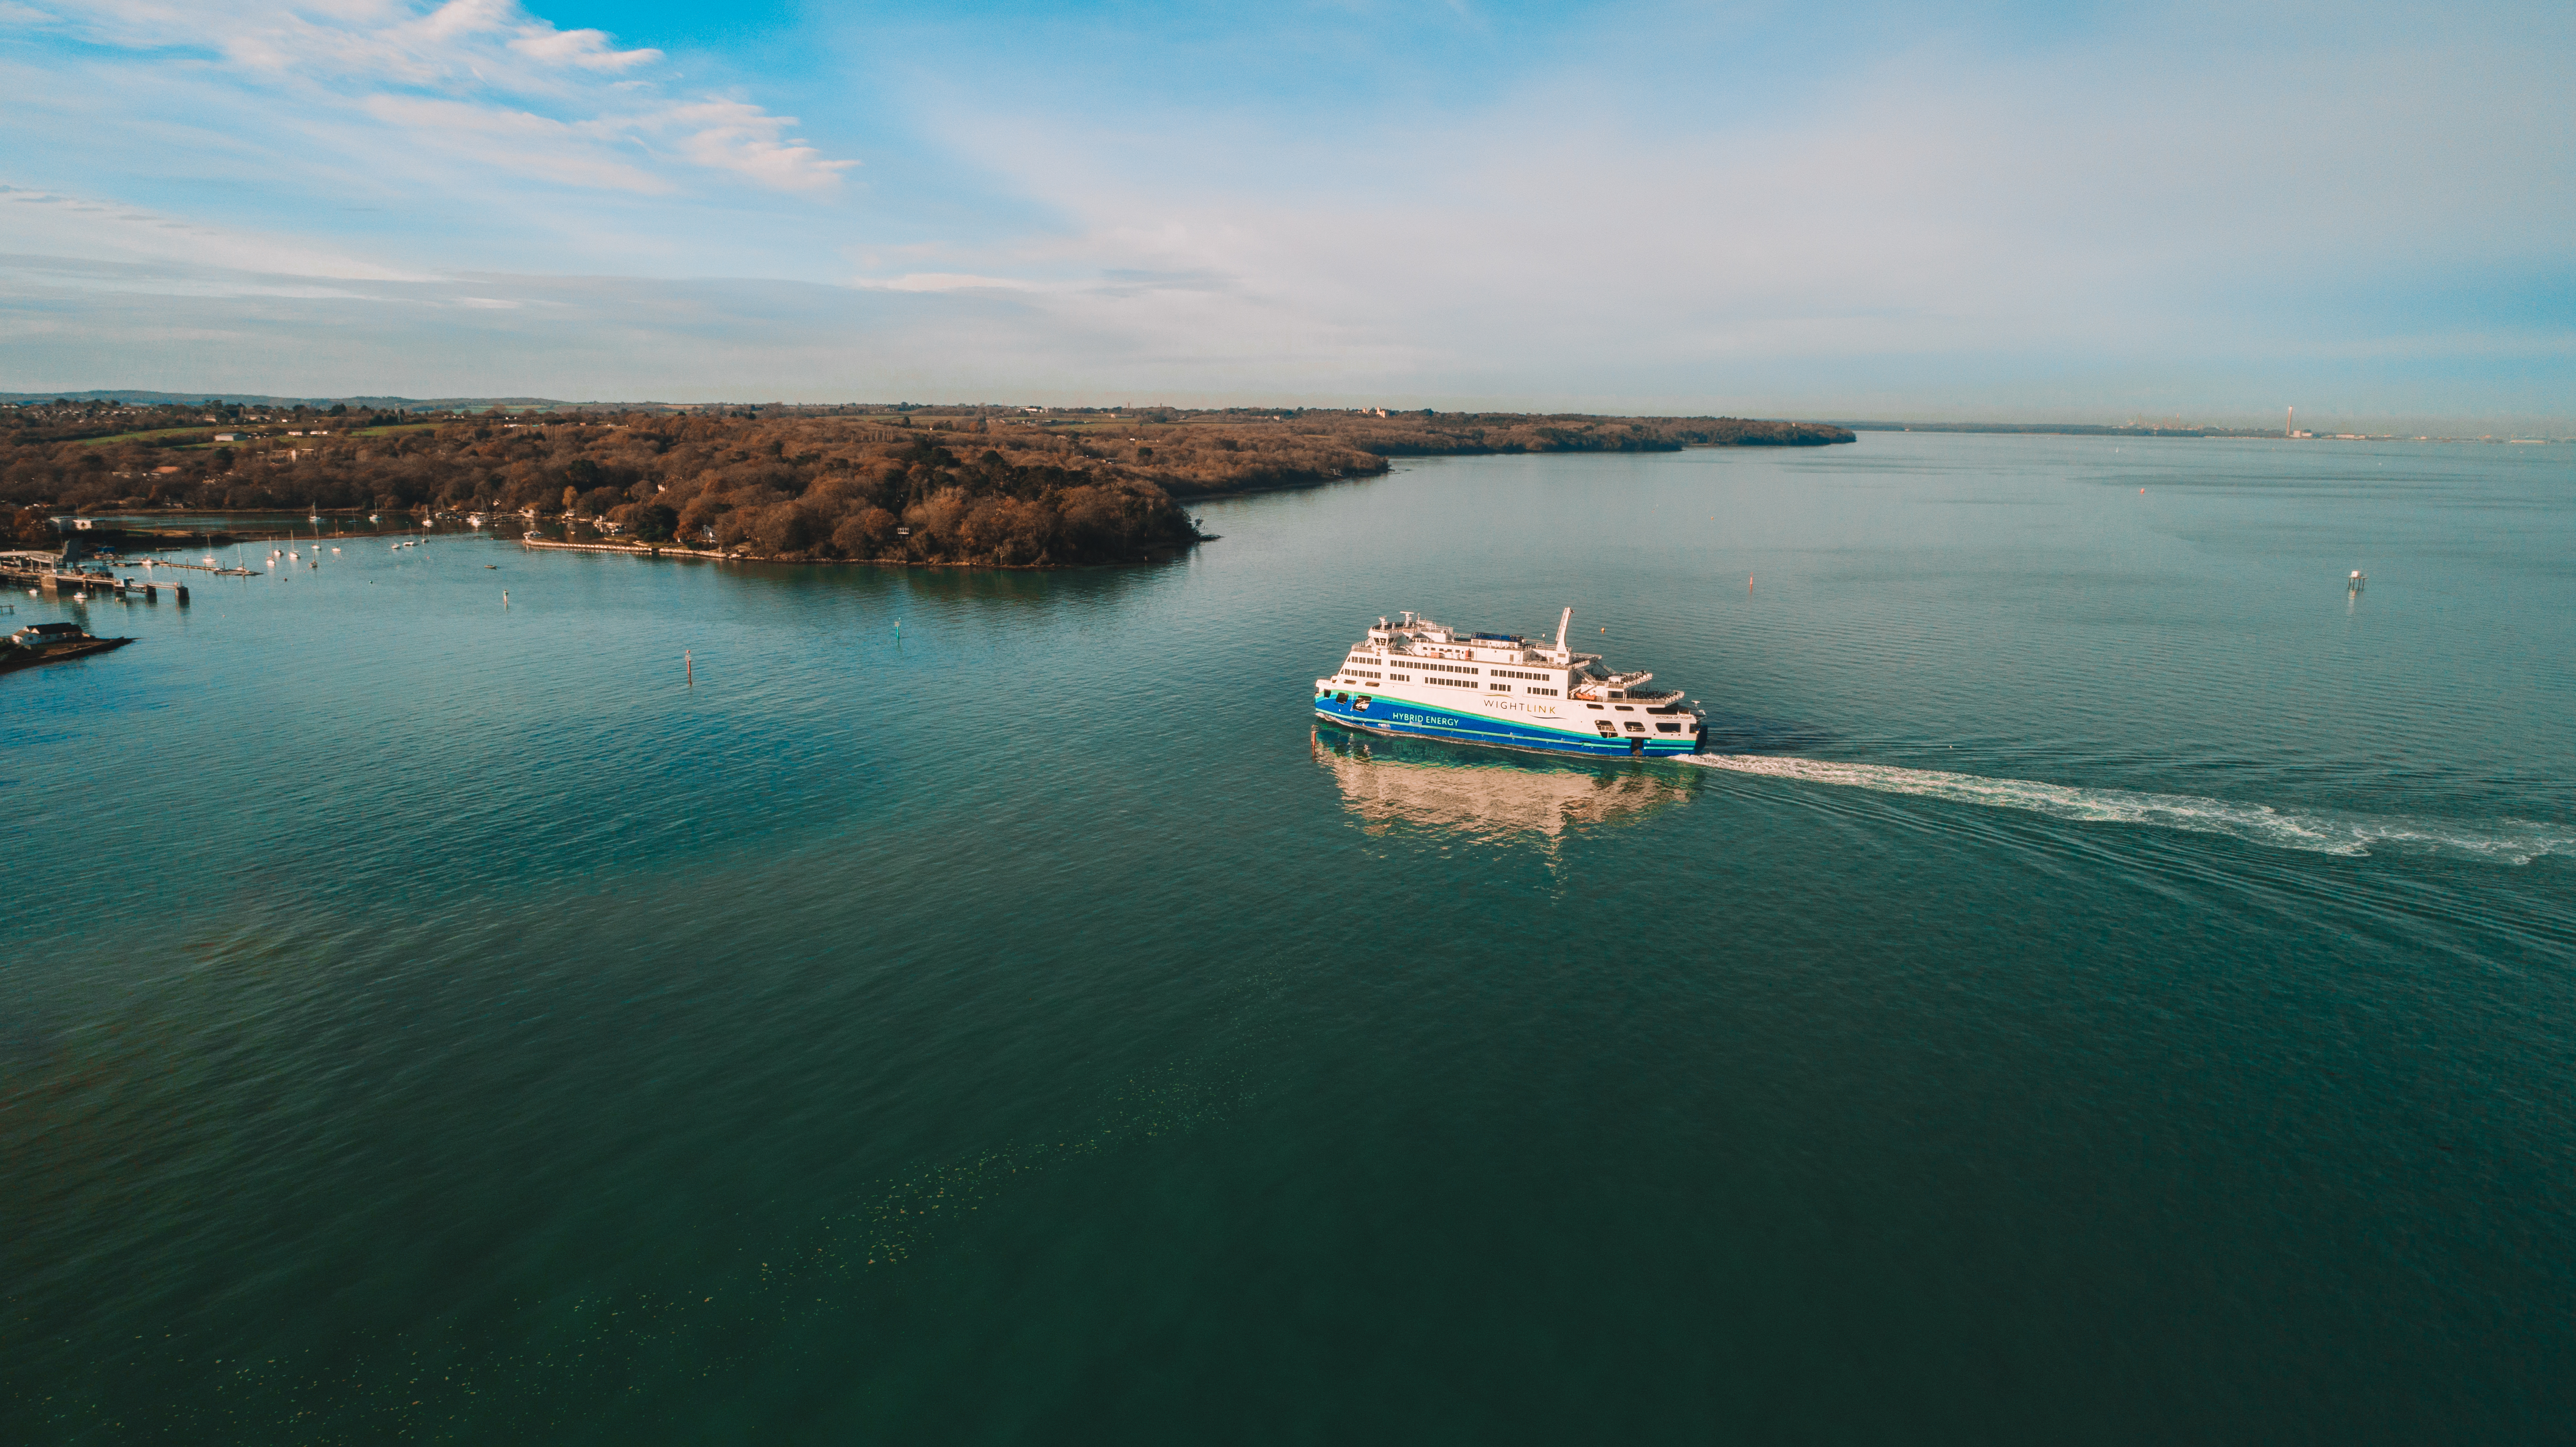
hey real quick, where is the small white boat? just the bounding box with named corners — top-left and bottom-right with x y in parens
top-left (2348, 570), bottom-right (2367, 590)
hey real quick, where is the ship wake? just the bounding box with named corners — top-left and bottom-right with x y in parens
top-left (1680, 754), bottom-right (2573, 865)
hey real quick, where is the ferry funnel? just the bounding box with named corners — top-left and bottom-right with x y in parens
top-left (1555, 607), bottom-right (1571, 651)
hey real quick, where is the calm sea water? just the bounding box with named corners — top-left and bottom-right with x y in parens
top-left (5, 435), bottom-right (2571, 1442)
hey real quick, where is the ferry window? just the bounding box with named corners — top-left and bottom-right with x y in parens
top-left (1625, 722), bottom-right (1645, 732)
top-left (1614, 706), bottom-right (1634, 712)
top-left (1489, 682), bottom-right (1509, 691)
top-left (1587, 704), bottom-right (1604, 710)
top-left (1656, 723), bottom-right (1682, 733)
top-left (1527, 687), bottom-right (1556, 696)
top-left (1336, 692), bottom-right (1349, 702)
top-left (1595, 723), bottom-right (1617, 735)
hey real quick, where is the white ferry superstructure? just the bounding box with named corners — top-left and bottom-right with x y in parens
top-left (1313, 608), bottom-right (1705, 757)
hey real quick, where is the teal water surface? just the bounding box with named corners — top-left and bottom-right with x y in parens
top-left (5, 435), bottom-right (2571, 1442)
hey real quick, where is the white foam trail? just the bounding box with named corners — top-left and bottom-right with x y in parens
top-left (1682, 754), bottom-right (2573, 864)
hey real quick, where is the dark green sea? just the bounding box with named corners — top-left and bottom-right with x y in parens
top-left (6, 434), bottom-right (2571, 1443)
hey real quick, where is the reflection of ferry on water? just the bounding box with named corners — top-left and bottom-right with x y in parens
top-left (1315, 608), bottom-right (1704, 756)
top-left (1313, 730), bottom-right (1691, 841)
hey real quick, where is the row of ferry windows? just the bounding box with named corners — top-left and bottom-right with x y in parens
top-left (1348, 658), bottom-right (1569, 683)
top-left (1349, 658), bottom-right (1478, 675)
top-left (1348, 673), bottom-right (1559, 697)
top-left (1347, 657), bottom-right (1567, 684)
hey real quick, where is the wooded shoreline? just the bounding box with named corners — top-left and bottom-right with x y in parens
top-left (5, 402), bottom-right (1855, 569)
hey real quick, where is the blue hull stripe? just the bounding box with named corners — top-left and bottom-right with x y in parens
top-left (1313, 692), bottom-right (1698, 757)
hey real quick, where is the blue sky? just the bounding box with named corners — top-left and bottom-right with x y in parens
top-left (2, 0), bottom-right (2569, 424)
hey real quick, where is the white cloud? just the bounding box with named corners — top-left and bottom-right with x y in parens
top-left (0, 187), bottom-right (428, 282)
top-left (507, 25), bottom-right (659, 72)
top-left (3, 0), bottom-right (2568, 422)
top-left (361, 97), bottom-right (673, 193)
top-left (887, 11), bottom-right (2576, 409)
top-left (48, 0), bottom-right (848, 194)
top-left (651, 101), bottom-right (859, 193)
top-left (856, 273), bottom-right (1043, 292)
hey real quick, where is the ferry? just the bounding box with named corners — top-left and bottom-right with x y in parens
top-left (1314, 609), bottom-right (1704, 757)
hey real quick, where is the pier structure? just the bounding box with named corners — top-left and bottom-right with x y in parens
top-left (0, 550), bottom-right (191, 602)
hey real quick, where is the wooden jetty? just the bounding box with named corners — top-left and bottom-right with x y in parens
top-left (523, 537), bottom-right (737, 561)
top-left (134, 559), bottom-right (256, 576)
top-left (0, 551), bottom-right (193, 602)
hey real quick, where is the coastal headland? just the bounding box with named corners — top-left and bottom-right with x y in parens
top-left (2, 401), bottom-right (1853, 569)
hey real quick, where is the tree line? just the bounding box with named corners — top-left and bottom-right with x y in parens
top-left (0, 402), bottom-right (1852, 567)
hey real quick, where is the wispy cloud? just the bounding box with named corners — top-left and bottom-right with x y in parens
top-left (854, 273), bottom-right (1044, 293)
top-left (654, 101), bottom-right (859, 194)
top-left (0, 186), bottom-right (429, 282)
top-left (876, 3), bottom-right (2576, 413)
top-left (0, 0), bottom-right (2569, 423)
top-left (360, 97), bottom-right (675, 194)
top-left (34, 0), bottom-right (851, 194)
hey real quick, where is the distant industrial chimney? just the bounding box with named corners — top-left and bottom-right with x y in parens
top-left (2286, 406), bottom-right (2294, 437)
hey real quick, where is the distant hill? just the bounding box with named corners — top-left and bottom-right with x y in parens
top-left (1834, 420), bottom-right (2278, 438)
top-left (0, 390), bottom-right (578, 409)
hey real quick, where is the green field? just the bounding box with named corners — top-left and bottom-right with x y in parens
top-left (74, 427), bottom-right (215, 447)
